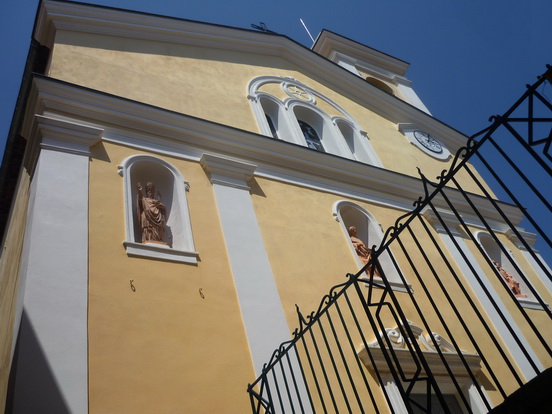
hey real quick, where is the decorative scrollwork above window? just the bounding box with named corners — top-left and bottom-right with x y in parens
top-left (282, 82), bottom-right (315, 104)
top-left (370, 321), bottom-right (462, 353)
top-left (357, 320), bottom-right (482, 379)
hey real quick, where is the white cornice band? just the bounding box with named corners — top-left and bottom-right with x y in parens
top-left (25, 77), bottom-right (524, 229)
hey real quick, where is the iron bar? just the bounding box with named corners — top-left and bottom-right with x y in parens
top-left (247, 66), bottom-right (552, 413)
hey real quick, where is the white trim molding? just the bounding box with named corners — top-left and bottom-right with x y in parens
top-left (26, 77), bottom-right (527, 231)
top-left (35, 114), bottom-right (102, 155)
top-left (34, 1), bottom-right (471, 155)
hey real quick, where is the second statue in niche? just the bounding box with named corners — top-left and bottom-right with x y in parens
top-left (137, 181), bottom-right (167, 245)
top-left (348, 226), bottom-right (380, 278)
top-left (492, 260), bottom-right (527, 298)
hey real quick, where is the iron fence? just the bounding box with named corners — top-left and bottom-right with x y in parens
top-left (247, 66), bottom-right (552, 413)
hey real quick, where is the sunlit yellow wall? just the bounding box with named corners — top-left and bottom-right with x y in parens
top-left (47, 30), bottom-right (489, 194)
top-left (88, 142), bottom-right (254, 413)
top-left (0, 170), bottom-right (30, 411)
top-left (250, 176), bottom-right (534, 406)
top-left (45, 27), bottom-right (525, 410)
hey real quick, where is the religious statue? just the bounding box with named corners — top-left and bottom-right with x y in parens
top-left (136, 181), bottom-right (167, 245)
top-left (492, 260), bottom-right (526, 298)
top-left (348, 226), bottom-right (380, 278)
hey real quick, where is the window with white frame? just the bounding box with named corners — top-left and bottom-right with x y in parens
top-left (119, 155), bottom-right (198, 264)
top-left (248, 76), bottom-right (382, 166)
top-left (333, 200), bottom-right (409, 292)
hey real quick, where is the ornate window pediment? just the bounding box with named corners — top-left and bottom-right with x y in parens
top-left (357, 321), bottom-right (481, 377)
top-left (357, 321), bottom-right (488, 413)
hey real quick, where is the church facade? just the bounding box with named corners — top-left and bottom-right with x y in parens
top-left (1, 1), bottom-right (550, 412)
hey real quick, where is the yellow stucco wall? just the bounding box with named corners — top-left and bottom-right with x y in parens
top-left (0, 170), bottom-right (30, 411)
top-left (47, 30), bottom-right (490, 195)
top-left (250, 176), bottom-right (543, 406)
top-left (42, 27), bottom-right (545, 411)
top-left (88, 142), bottom-right (255, 413)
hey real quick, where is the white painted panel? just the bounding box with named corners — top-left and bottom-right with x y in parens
top-left (212, 182), bottom-right (290, 373)
top-left (13, 148), bottom-right (89, 413)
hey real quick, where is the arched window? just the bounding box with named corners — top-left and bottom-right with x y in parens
top-left (333, 200), bottom-right (408, 292)
top-left (119, 155), bottom-right (198, 264)
top-left (248, 76), bottom-right (383, 167)
top-left (477, 232), bottom-right (539, 306)
top-left (366, 77), bottom-right (394, 95)
top-left (265, 114), bottom-right (278, 139)
top-left (299, 120), bottom-right (324, 152)
top-left (335, 118), bottom-right (379, 164)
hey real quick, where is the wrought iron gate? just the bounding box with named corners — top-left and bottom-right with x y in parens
top-left (247, 66), bottom-right (552, 413)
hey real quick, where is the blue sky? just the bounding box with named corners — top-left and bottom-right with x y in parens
top-left (1, 0), bottom-right (551, 249)
top-left (1, 0), bottom-right (551, 154)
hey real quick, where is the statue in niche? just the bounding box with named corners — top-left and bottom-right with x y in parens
top-left (348, 226), bottom-right (380, 278)
top-left (492, 260), bottom-right (526, 298)
top-left (136, 181), bottom-right (167, 245)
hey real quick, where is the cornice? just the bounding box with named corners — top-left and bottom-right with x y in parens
top-left (313, 30), bottom-right (409, 76)
top-left (26, 76), bottom-right (524, 227)
top-left (35, 114), bottom-right (103, 156)
top-left (504, 228), bottom-right (537, 250)
top-left (34, 1), bottom-right (469, 154)
top-left (200, 154), bottom-right (257, 190)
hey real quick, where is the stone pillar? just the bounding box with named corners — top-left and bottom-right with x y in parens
top-left (200, 153), bottom-right (290, 375)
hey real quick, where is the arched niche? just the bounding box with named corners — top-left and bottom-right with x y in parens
top-left (366, 77), bottom-right (394, 95)
top-left (119, 155), bottom-right (198, 264)
top-left (333, 200), bottom-right (409, 292)
top-left (477, 232), bottom-right (540, 305)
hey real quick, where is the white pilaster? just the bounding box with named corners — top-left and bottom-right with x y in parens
top-left (13, 116), bottom-right (102, 413)
top-left (200, 154), bottom-right (291, 375)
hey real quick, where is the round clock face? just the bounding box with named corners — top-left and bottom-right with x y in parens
top-left (413, 130), bottom-right (443, 154)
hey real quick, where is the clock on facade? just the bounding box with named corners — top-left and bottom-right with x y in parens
top-left (413, 130), bottom-right (443, 154)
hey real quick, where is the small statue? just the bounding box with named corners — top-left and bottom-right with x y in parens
top-left (136, 181), bottom-right (167, 245)
top-left (492, 260), bottom-right (526, 298)
top-left (348, 226), bottom-right (380, 277)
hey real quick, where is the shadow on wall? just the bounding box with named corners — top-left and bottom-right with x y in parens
top-left (5, 310), bottom-right (70, 414)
